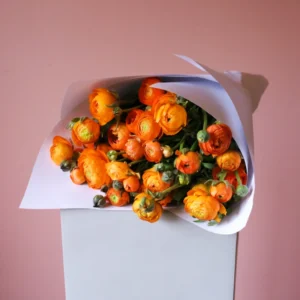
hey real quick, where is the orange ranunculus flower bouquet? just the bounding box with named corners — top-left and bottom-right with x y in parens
top-left (20, 55), bottom-right (268, 234)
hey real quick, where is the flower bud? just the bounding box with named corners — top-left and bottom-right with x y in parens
top-left (154, 163), bottom-right (173, 172)
top-left (107, 150), bottom-right (118, 161)
top-left (112, 180), bottom-right (123, 190)
top-left (162, 171), bottom-right (174, 183)
top-left (235, 185), bottom-right (249, 197)
top-left (178, 173), bottom-right (191, 185)
top-left (162, 145), bottom-right (173, 158)
top-left (100, 185), bottom-right (109, 193)
top-left (93, 195), bottom-right (106, 208)
top-left (60, 159), bottom-right (73, 172)
top-left (197, 130), bottom-right (210, 143)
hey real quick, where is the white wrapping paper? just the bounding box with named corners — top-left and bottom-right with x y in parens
top-left (20, 55), bottom-right (268, 234)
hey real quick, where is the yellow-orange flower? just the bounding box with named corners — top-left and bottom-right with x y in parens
top-left (132, 193), bottom-right (163, 223)
top-left (108, 123), bottom-right (130, 150)
top-left (175, 151), bottom-right (201, 174)
top-left (70, 168), bottom-right (86, 185)
top-left (89, 88), bottom-right (117, 125)
top-left (50, 136), bottom-right (73, 166)
top-left (184, 194), bottom-right (220, 221)
top-left (78, 148), bottom-right (111, 189)
top-left (138, 77), bottom-right (164, 106)
top-left (106, 188), bottom-right (130, 207)
top-left (105, 161), bottom-right (136, 181)
top-left (135, 111), bottom-right (161, 141)
top-left (216, 150), bottom-right (241, 171)
top-left (199, 123), bottom-right (232, 156)
top-left (152, 93), bottom-right (187, 135)
top-left (142, 168), bottom-right (171, 192)
top-left (123, 176), bottom-right (140, 192)
top-left (186, 183), bottom-right (209, 197)
top-left (72, 118), bottom-right (100, 144)
top-left (210, 182), bottom-right (233, 203)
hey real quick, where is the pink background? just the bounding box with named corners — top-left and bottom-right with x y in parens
top-left (1, 1), bottom-right (299, 299)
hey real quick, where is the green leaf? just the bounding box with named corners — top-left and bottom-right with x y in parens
top-left (202, 162), bottom-right (215, 169)
top-left (208, 220), bottom-right (218, 226)
top-left (193, 219), bottom-right (206, 223)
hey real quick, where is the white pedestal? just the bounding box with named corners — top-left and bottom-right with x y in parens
top-left (61, 210), bottom-right (237, 300)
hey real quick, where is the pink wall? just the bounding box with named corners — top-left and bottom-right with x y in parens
top-left (1, 1), bottom-right (299, 299)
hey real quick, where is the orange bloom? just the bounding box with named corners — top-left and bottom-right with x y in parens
top-left (143, 140), bottom-right (163, 163)
top-left (108, 123), bottom-right (130, 150)
top-left (70, 168), bottom-right (86, 185)
top-left (199, 123), bottom-right (232, 156)
top-left (72, 118), bottom-right (100, 144)
top-left (123, 176), bottom-right (140, 192)
top-left (50, 136), bottom-right (73, 166)
top-left (96, 143), bottom-right (112, 154)
top-left (216, 150), bottom-right (241, 171)
top-left (135, 111), bottom-right (161, 141)
top-left (105, 162), bottom-right (135, 181)
top-left (107, 188), bottom-right (130, 206)
top-left (71, 130), bottom-right (83, 147)
top-left (186, 183), bottom-right (209, 197)
top-left (175, 151), bottom-right (201, 174)
top-left (125, 109), bottom-right (143, 134)
top-left (184, 194), bottom-right (220, 221)
top-left (132, 193), bottom-right (163, 223)
top-left (210, 182), bottom-right (233, 203)
top-left (212, 166), bottom-right (247, 189)
top-left (158, 194), bottom-right (172, 207)
top-left (142, 168), bottom-right (171, 192)
top-left (138, 77), bottom-right (165, 106)
top-left (89, 88), bottom-right (117, 125)
top-left (152, 93), bottom-right (187, 135)
top-left (78, 148), bottom-right (111, 189)
top-left (123, 138), bottom-right (144, 161)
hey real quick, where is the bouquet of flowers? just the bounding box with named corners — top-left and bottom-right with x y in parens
top-left (20, 55), bottom-right (268, 234)
top-left (50, 77), bottom-right (249, 225)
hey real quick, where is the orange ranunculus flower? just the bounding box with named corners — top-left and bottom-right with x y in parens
top-left (158, 194), bottom-right (172, 207)
top-left (214, 203), bottom-right (227, 223)
top-left (123, 176), bottom-right (140, 192)
top-left (106, 188), bottom-right (130, 206)
top-left (71, 129), bottom-right (83, 147)
top-left (143, 140), bottom-right (163, 163)
top-left (132, 193), bottom-right (163, 223)
top-left (50, 136), bottom-right (73, 166)
top-left (142, 168), bottom-right (171, 192)
top-left (184, 194), bottom-right (221, 221)
top-left (216, 150), bottom-right (241, 172)
top-left (72, 118), bottom-right (100, 144)
top-left (89, 88), bottom-right (117, 125)
top-left (125, 109), bottom-right (144, 134)
top-left (210, 182), bottom-right (233, 203)
top-left (135, 111), bottom-right (161, 141)
top-left (105, 161), bottom-right (135, 181)
top-left (152, 93), bottom-right (187, 135)
top-left (199, 123), bottom-right (232, 156)
top-left (138, 77), bottom-right (165, 106)
top-left (96, 143), bottom-right (112, 154)
top-left (70, 168), bottom-right (86, 185)
top-left (123, 138), bottom-right (144, 161)
top-left (186, 183), bottom-right (209, 197)
top-left (175, 151), bottom-right (201, 175)
top-left (78, 148), bottom-right (111, 189)
top-left (108, 123), bottom-right (130, 150)
top-left (212, 166), bottom-right (247, 189)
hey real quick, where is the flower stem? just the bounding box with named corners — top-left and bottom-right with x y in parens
top-left (121, 104), bottom-right (144, 113)
top-left (234, 170), bottom-right (242, 185)
top-left (156, 183), bottom-right (183, 200)
top-left (190, 140), bottom-right (198, 152)
top-left (202, 109), bottom-right (208, 130)
top-left (172, 134), bottom-right (187, 151)
top-left (128, 158), bottom-right (146, 167)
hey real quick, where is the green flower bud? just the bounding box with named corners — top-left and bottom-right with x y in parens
top-left (107, 150), bottom-right (118, 161)
top-left (93, 195), bottom-right (106, 208)
top-left (235, 185), bottom-right (249, 197)
top-left (197, 130), bottom-right (210, 143)
top-left (60, 159), bottom-right (73, 172)
top-left (178, 173), bottom-right (191, 185)
top-left (100, 185), bottom-right (109, 193)
top-left (162, 171), bottom-right (174, 183)
top-left (112, 180), bottom-right (123, 190)
top-left (153, 163), bottom-right (173, 172)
